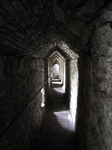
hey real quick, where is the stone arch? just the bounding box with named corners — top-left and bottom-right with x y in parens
top-left (44, 45), bottom-right (79, 129)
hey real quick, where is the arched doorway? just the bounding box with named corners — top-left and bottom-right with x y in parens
top-left (48, 51), bottom-right (66, 103)
top-left (44, 47), bottom-right (79, 129)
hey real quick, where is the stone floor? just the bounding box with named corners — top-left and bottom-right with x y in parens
top-left (31, 101), bottom-right (75, 150)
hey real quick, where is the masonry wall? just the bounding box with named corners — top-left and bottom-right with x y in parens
top-left (75, 57), bottom-right (91, 150)
top-left (69, 58), bottom-right (78, 124)
top-left (0, 55), bottom-right (46, 150)
top-left (75, 8), bottom-right (112, 150)
top-left (87, 15), bottom-right (112, 150)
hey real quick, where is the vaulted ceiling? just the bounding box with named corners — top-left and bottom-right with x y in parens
top-left (0, 0), bottom-right (111, 57)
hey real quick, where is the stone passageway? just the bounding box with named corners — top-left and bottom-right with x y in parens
top-left (0, 1), bottom-right (112, 150)
top-left (31, 101), bottom-right (75, 150)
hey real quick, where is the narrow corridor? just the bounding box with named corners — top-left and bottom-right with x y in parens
top-left (31, 101), bottom-right (75, 150)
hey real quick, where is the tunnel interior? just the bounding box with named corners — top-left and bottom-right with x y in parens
top-left (45, 47), bottom-right (79, 127)
top-left (0, 1), bottom-right (112, 150)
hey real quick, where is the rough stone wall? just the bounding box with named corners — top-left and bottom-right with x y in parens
top-left (87, 9), bottom-right (112, 150)
top-left (0, 1), bottom-right (112, 150)
top-left (74, 6), bottom-right (112, 150)
top-left (66, 60), bottom-right (70, 105)
top-left (75, 57), bottom-right (91, 150)
top-left (0, 0), bottom-right (107, 57)
top-left (0, 55), bottom-right (46, 150)
top-left (69, 58), bottom-right (78, 124)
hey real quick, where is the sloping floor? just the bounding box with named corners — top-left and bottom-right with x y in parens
top-left (31, 100), bottom-right (75, 150)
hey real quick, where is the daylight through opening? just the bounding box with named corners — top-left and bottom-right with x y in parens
top-left (46, 48), bottom-right (79, 129)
